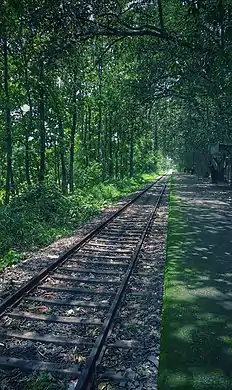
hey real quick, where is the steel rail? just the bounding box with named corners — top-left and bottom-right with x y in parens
top-left (0, 175), bottom-right (165, 317)
top-left (75, 180), bottom-right (168, 390)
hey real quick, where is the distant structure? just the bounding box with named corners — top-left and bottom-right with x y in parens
top-left (183, 150), bottom-right (208, 177)
top-left (209, 143), bottom-right (232, 185)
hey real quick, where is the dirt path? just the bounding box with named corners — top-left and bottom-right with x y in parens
top-left (159, 174), bottom-right (232, 390)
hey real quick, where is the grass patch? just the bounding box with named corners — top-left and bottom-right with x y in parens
top-left (24, 373), bottom-right (66, 390)
top-left (0, 172), bottom-right (161, 271)
top-left (158, 175), bottom-right (232, 389)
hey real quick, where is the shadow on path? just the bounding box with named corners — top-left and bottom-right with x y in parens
top-left (158, 175), bottom-right (232, 390)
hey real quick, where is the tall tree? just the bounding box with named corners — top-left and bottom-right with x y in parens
top-left (38, 54), bottom-right (46, 183)
top-left (3, 32), bottom-right (13, 203)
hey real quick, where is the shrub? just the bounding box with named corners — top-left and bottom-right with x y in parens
top-left (0, 172), bottom-right (158, 270)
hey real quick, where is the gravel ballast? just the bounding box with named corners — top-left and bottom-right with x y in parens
top-left (97, 188), bottom-right (169, 390)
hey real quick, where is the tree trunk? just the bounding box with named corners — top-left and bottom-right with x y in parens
top-left (157, 0), bottom-right (164, 30)
top-left (21, 109), bottom-right (31, 186)
top-left (88, 105), bottom-right (92, 161)
top-left (83, 110), bottom-right (89, 168)
top-left (108, 114), bottom-right (113, 178)
top-left (129, 127), bottom-right (134, 178)
top-left (38, 55), bottom-right (46, 183)
top-left (102, 115), bottom-right (108, 180)
top-left (3, 35), bottom-right (13, 204)
top-left (54, 142), bottom-right (59, 185)
top-left (115, 127), bottom-right (119, 179)
top-left (97, 62), bottom-right (102, 164)
top-left (24, 64), bottom-right (32, 185)
top-left (25, 128), bottom-right (31, 185)
top-left (69, 75), bottom-right (77, 193)
top-left (218, 0), bottom-right (225, 48)
top-left (120, 125), bottom-right (125, 179)
top-left (58, 118), bottom-right (67, 194)
top-left (154, 122), bottom-right (158, 150)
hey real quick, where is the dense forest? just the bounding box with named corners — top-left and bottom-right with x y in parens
top-left (1, 0), bottom-right (232, 262)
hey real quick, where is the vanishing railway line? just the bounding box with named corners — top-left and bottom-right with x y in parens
top-left (0, 175), bottom-right (169, 389)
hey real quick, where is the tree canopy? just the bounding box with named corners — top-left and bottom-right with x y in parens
top-left (1, 0), bottom-right (232, 201)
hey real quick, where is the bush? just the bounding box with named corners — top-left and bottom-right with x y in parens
top-left (0, 172), bottom-right (158, 271)
top-left (0, 182), bottom-right (72, 258)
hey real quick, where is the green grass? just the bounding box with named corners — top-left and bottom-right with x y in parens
top-left (24, 373), bottom-right (66, 390)
top-left (158, 175), bottom-right (232, 390)
top-left (0, 172), bottom-right (160, 272)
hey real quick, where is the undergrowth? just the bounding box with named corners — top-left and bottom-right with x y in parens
top-left (24, 373), bottom-right (66, 390)
top-left (0, 172), bottom-right (160, 271)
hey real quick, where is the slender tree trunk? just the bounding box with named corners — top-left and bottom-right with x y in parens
top-left (54, 142), bottom-right (58, 184)
top-left (38, 55), bottom-right (46, 183)
top-left (129, 127), bottom-right (134, 178)
top-left (58, 118), bottom-right (67, 194)
top-left (80, 106), bottom-right (85, 165)
top-left (20, 109), bottom-right (31, 186)
top-left (88, 105), bottom-right (92, 161)
top-left (24, 65), bottom-right (32, 185)
top-left (57, 161), bottom-right (61, 187)
top-left (154, 122), bottom-right (158, 150)
top-left (80, 106), bottom-right (84, 142)
top-left (120, 125), bottom-right (125, 179)
top-left (108, 114), bottom-right (113, 178)
top-left (3, 35), bottom-right (13, 203)
top-left (97, 62), bottom-right (102, 164)
top-left (69, 75), bottom-right (77, 193)
top-left (157, 0), bottom-right (164, 30)
top-left (84, 110), bottom-right (89, 168)
top-left (25, 128), bottom-right (31, 185)
top-left (115, 128), bottom-right (119, 179)
top-left (218, 0), bottom-right (225, 48)
top-left (55, 142), bottom-right (61, 187)
top-left (102, 115), bottom-right (108, 180)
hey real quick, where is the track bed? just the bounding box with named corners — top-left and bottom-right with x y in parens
top-left (0, 176), bottom-right (169, 390)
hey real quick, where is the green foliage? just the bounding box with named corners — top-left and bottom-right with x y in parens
top-left (0, 182), bottom-right (72, 265)
top-left (1, 0), bottom-right (232, 197)
top-left (0, 250), bottom-right (24, 272)
top-left (24, 373), bottom-right (66, 390)
top-left (0, 173), bottom-right (160, 270)
top-left (2, 0), bottom-right (231, 268)
top-left (75, 163), bottom-right (102, 188)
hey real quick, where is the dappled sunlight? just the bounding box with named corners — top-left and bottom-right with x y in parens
top-left (159, 175), bottom-right (232, 389)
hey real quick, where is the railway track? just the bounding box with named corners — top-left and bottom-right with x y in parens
top-left (0, 175), bottom-right (169, 389)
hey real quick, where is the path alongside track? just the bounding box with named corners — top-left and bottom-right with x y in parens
top-left (159, 174), bottom-right (232, 390)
